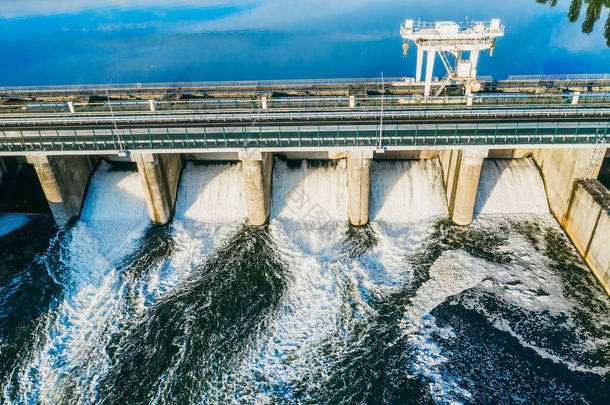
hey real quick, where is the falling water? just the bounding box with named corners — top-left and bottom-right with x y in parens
top-left (1, 157), bottom-right (608, 404)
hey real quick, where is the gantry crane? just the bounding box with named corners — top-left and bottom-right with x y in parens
top-left (400, 19), bottom-right (504, 97)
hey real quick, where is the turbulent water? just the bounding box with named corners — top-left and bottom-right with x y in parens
top-left (0, 157), bottom-right (609, 404)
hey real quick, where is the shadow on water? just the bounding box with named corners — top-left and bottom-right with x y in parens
top-left (97, 224), bottom-right (289, 404)
top-left (0, 163), bottom-right (50, 214)
top-left (343, 224), bottom-right (378, 260)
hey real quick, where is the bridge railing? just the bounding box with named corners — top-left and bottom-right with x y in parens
top-left (1, 121), bottom-right (607, 153)
top-left (1, 74), bottom-right (609, 99)
top-left (1, 92), bottom-right (609, 115)
top-left (506, 74), bottom-right (610, 82)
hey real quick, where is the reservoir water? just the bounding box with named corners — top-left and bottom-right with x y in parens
top-left (0, 0), bottom-right (609, 85)
top-left (1, 1), bottom-right (610, 404)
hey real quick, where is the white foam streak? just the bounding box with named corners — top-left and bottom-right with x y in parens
top-left (403, 250), bottom-right (493, 403)
top-left (140, 162), bottom-right (248, 305)
top-left (11, 163), bottom-right (149, 404)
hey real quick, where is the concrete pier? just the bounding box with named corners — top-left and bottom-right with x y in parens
top-left (563, 180), bottom-right (610, 295)
top-left (240, 151), bottom-right (273, 226)
top-left (347, 149), bottom-right (373, 226)
top-left (26, 155), bottom-right (97, 227)
top-left (532, 148), bottom-right (605, 222)
top-left (132, 153), bottom-right (183, 225)
top-left (440, 149), bottom-right (487, 226)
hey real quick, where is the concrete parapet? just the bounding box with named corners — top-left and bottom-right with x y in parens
top-left (347, 149), bottom-right (373, 226)
top-left (440, 148), bottom-right (488, 226)
top-left (26, 154), bottom-right (97, 227)
top-left (132, 152), bottom-right (183, 225)
top-left (531, 147), bottom-right (606, 222)
top-left (487, 148), bottom-right (533, 159)
top-left (240, 150), bottom-right (273, 226)
top-left (563, 180), bottom-right (610, 295)
top-left (376, 150), bottom-right (439, 160)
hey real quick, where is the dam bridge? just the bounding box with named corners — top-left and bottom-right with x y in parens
top-left (0, 75), bottom-right (609, 295)
top-left (0, 75), bottom-right (609, 154)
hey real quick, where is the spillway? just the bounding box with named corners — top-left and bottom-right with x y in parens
top-left (475, 158), bottom-right (549, 216)
top-left (7, 161), bottom-right (149, 404)
top-left (370, 159), bottom-right (448, 224)
top-left (2, 157), bottom-right (609, 404)
top-left (139, 161), bottom-right (249, 305)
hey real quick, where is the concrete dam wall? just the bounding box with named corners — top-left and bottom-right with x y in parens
top-left (8, 146), bottom-right (610, 296)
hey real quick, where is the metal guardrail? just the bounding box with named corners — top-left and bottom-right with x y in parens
top-left (0, 77), bottom-right (397, 94)
top-left (507, 74), bottom-right (610, 82)
top-left (1, 121), bottom-right (607, 154)
top-left (1, 74), bottom-right (609, 95)
top-left (2, 107), bottom-right (609, 128)
top-left (2, 93), bottom-right (609, 116)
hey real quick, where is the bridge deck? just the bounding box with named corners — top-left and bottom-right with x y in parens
top-left (1, 76), bottom-right (608, 154)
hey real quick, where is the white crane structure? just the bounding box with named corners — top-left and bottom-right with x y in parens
top-left (400, 19), bottom-right (504, 98)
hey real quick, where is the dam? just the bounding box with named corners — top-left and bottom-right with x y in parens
top-left (1, 74), bottom-right (609, 296)
top-left (1, 8), bottom-right (610, 403)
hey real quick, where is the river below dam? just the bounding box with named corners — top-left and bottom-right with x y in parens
top-left (0, 158), bottom-right (609, 404)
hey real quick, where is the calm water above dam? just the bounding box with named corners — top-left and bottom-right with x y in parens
top-left (1, 1), bottom-right (610, 404)
top-left (0, 0), bottom-right (609, 85)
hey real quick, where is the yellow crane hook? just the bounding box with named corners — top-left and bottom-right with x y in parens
top-left (402, 42), bottom-right (409, 58)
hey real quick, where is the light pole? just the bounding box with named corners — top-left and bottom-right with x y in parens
top-left (106, 78), bottom-right (124, 151)
top-left (379, 72), bottom-right (384, 149)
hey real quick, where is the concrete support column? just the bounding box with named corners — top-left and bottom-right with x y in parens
top-left (347, 149), bottom-right (373, 226)
top-left (424, 49), bottom-right (436, 97)
top-left (240, 151), bottom-right (273, 226)
top-left (470, 49), bottom-right (480, 76)
top-left (416, 47), bottom-right (424, 83)
top-left (440, 149), bottom-right (488, 226)
top-left (132, 153), bottom-right (183, 225)
top-left (532, 147), bottom-right (607, 223)
top-left (26, 154), bottom-right (97, 227)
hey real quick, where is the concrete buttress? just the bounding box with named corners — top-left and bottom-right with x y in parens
top-left (26, 154), bottom-right (97, 227)
top-left (132, 153), bottom-right (183, 225)
top-left (347, 149), bottom-right (373, 226)
top-left (240, 151), bottom-right (273, 226)
top-left (440, 148), bottom-right (488, 226)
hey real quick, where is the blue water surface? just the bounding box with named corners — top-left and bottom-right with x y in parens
top-left (0, 1), bottom-right (608, 86)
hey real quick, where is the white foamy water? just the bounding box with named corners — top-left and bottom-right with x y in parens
top-left (175, 161), bottom-right (247, 224)
top-left (0, 214), bottom-right (30, 238)
top-left (403, 250), bottom-right (496, 403)
top-left (371, 159), bottom-right (448, 224)
top-left (9, 161), bottom-right (150, 404)
top-left (211, 159), bottom-right (350, 401)
top-left (79, 160), bottom-right (150, 258)
top-left (475, 158), bottom-right (549, 216)
top-left (139, 162), bottom-right (248, 308)
top-left (368, 159), bottom-right (449, 289)
top-left (403, 222), bottom-right (610, 404)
